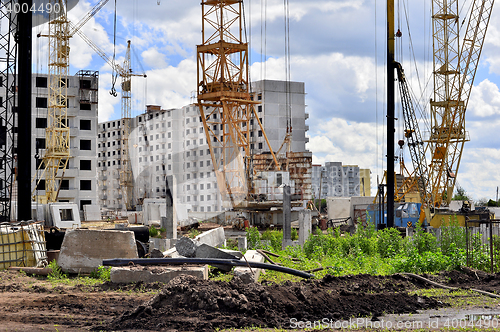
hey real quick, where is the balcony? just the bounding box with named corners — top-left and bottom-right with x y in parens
top-left (305, 112), bottom-right (309, 119)
top-left (58, 188), bottom-right (78, 198)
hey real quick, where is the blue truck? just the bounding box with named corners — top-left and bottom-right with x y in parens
top-left (366, 202), bottom-right (422, 228)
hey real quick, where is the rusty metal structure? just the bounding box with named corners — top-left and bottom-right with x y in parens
top-left (196, 0), bottom-right (280, 208)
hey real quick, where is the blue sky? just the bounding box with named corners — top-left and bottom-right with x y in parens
top-left (30, 0), bottom-right (500, 202)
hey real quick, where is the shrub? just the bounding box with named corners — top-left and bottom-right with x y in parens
top-left (149, 226), bottom-right (159, 238)
top-left (90, 266), bottom-right (112, 281)
top-left (440, 216), bottom-right (466, 256)
top-left (377, 227), bottom-right (403, 258)
top-left (261, 229), bottom-right (283, 251)
top-left (246, 226), bottom-right (261, 249)
top-left (47, 260), bottom-right (67, 280)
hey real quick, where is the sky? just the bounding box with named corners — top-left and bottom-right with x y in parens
top-left (29, 0), bottom-right (500, 203)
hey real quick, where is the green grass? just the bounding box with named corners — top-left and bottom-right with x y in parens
top-left (236, 219), bottom-right (493, 283)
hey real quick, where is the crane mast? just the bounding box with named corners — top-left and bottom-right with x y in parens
top-left (39, 1), bottom-right (71, 203)
top-left (196, 0), bottom-right (279, 207)
top-left (428, 0), bottom-right (494, 206)
top-left (33, 0), bottom-right (110, 203)
top-left (120, 41), bottom-right (134, 211)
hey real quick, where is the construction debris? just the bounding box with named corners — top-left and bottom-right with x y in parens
top-left (110, 265), bottom-right (208, 284)
top-left (234, 250), bottom-right (266, 283)
top-left (58, 229), bottom-right (138, 274)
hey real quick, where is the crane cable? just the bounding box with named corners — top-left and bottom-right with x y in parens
top-left (110, 0), bottom-right (118, 97)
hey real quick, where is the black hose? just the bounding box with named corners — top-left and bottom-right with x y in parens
top-left (102, 258), bottom-right (314, 279)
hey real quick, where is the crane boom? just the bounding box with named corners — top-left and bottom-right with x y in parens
top-left (395, 62), bottom-right (433, 225)
top-left (68, 0), bottom-right (110, 36)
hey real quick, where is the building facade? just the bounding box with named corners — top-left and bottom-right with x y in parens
top-left (2, 71), bottom-right (99, 211)
top-left (312, 162), bottom-right (371, 199)
top-left (97, 79), bottom-right (309, 213)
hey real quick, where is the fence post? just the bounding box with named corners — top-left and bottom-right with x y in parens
top-left (466, 217), bottom-right (470, 268)
top-left (490, 218), bottom-right (494, 273)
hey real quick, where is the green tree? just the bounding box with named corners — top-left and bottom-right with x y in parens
top-left (487, 199), bottom-right (500, 207)
top-left (452, 186), bottom-right (472, 201)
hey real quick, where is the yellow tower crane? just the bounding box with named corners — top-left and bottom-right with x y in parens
top-left (428, 0), bottom-right (494, 206)
top-left (32, 0), bottom-right (110, 203)
top-left (196, 0), bottom-right (280, 208)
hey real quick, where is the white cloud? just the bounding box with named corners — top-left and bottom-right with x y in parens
top-left (469, 79), bottom-right (500, 117)
top-left (141, 47), bottom-right (168, 69)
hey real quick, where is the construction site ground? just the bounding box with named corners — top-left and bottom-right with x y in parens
top-left (1, 267), bottom-right (500, 331)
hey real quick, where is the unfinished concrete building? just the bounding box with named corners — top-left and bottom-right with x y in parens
top-left (97, 79), bottom-right (310, 216)
top-left (1, 71), bottom-right (99, 214)
top-left (312, 162), bottom-right (371, 199)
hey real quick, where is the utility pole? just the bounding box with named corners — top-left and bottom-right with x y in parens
top-left (17, 0), bottom-right (32, 221)
top-left (386, 0), bottom-right (395, 228)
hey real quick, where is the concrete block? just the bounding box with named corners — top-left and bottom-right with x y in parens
top-left (195, 244), bottom-right (238, 272)
top-left (83, 205), bottom-right (101, 221)
top-left (128, 212), bottom-right (144, 225)
top-left (193, 227), bottom-right (225, 247)
top-left (58, 229), bottom-right (138, 274)
top-left (220, 248), bottom-right (243, 259)
top-left (150, 238), bottom-right (175, 252)
top-left (234, 250), bottom-right (265, 283)
top-left (150, 248), bottom-right (164, 258)
top-left (238, 236), bottom-right (247, 251)
top-left (175, 236), bottom-right (199, 257)
top-left (163, 247), bottom-right (183, 258)
top-left (110, 265), bottom-right (208, 284)
top-left (299, 210), bottom-right (312, 246)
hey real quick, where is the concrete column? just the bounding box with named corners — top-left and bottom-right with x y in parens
top-left (238, 236), bottom-right (247, 251)
top-left (282, 185), bottom-right (292, 249)
top-left (298, 210), bottom-right (312, 246)
top-left (165, 175), bottom-right (177, 239)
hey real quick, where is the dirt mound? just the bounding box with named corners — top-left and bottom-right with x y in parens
top-left (104, 274), bottom-right (443, 332)
top-left (430, 267), bottom-right (500, 293)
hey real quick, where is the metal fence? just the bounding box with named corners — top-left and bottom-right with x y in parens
top-left (465, 218), bottom-right (500, 273)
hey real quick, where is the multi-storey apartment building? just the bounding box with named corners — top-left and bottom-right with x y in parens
top-left (312, 162), bottom-right (371, 199)
top-left (2, 71), bottom-right (99, 212)
top-left (97, 79), bottom-right (309, 213)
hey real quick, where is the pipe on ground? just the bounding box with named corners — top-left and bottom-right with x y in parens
top-left (103, 258), bottom-right (314, 279)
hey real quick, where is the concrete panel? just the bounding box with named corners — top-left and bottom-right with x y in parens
top-left (49, 203), bottom-right (81, 229)
top-left (83, 205), bottom-right (101, 221)
top-left (299, 210), bottom-right (312, 246)
top-left (110, 265), bottom-right (208, 284)
top-left (327, 197), bottom-right (351, 221)
top-left (193, 227), bottom-right (225, 247)
top-left (58, 229), bottom-right (138, 274)
top-left (234, 250), bottom-right (265, 283)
